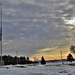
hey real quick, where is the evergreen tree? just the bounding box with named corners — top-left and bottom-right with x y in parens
top-left (27, 57), bottom-right (29, 61)
top-left (67, 53), bottom-right (74, 63)
top-left (41, 56), bottom-right (46, 65)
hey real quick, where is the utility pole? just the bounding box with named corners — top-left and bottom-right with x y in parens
top-left (16, 51), bottom-right (18, 64)
top-left (60, 50), bottom-right (63, 64)
top-left (0, 3), bottom-right (2, 65)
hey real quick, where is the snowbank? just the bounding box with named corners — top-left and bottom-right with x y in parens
top-left (0, 62), bottom-right (75, 75)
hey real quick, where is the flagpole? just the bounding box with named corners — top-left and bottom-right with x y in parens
top-left (0, 3), bottom-right (2, 64)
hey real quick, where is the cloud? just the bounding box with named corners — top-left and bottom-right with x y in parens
top-left (1, 0), bottom-right (75, 59)
top-left (2, 38), bottom-right (47, 56)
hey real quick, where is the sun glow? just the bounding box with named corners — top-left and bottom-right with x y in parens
top-left (65, 17), bottom-right (75, 25)
top-left (30, 47), bottom-right (70, 61)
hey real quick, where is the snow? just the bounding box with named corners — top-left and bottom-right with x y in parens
top-left (0, 62), bottom-right (75, 75)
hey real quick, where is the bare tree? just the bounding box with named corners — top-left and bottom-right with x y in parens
top-left (70, 45), bottom-right (75, 54)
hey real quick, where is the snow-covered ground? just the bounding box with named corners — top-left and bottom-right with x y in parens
top-left (0, 62), bottom-right (75, 75)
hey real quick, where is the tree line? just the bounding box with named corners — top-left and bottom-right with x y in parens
top-left (0, 53), bottom-right (74, 65)
top-left (0, 45), bottom-right (75, 65)
top-left (0, 55), bottom-right (38, 65)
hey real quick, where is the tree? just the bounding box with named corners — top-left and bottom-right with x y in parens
top-left (19, 56), bottom-right (27, 64)
top-left (70, 45), bottom-right (75, 54)
top-left (41, 56), bottom-right (46, 65)
top-left (27, 57), bottom-right (29, 61)
top-left (27, 57), bottom-right (31, 64)
top-left (67, 54), bottom-right (74, 63)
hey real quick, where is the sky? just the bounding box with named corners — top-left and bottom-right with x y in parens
top-left (0, 0), bottom-right (75, 60)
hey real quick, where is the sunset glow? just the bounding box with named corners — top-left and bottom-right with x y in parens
top-left (30, 47), bottom-right (71, 60)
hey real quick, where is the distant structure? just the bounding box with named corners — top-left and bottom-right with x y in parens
top-left (33, 57), bottom-right (39, 61)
